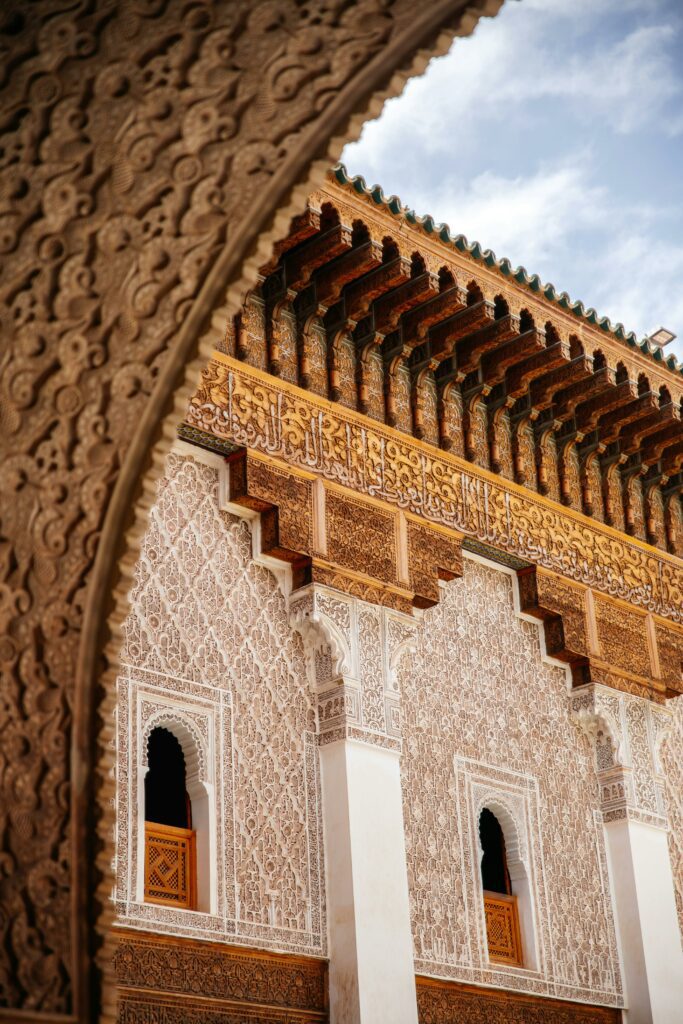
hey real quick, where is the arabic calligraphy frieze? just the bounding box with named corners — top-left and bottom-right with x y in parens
top-left (187, 357), bottom-right (683, 624)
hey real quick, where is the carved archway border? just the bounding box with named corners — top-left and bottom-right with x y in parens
top-left (85, 3), bottom-right (508, 1019)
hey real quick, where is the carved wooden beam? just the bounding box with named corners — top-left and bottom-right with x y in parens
top-left (260, 206), bottom-right (322, 275)
top-left (309, 237), bottom-right (383, 309)
top-left (224, 448), bottom-right (462, 612)
top-left (369, 270), bottom-right (440, 337)
top-left (188, 357), bottom-right (683, 637)
top-left (399, 282), bottom-right (468, 346)
top-left (428, 298), bottom-right (495, 360)
top-left (480, 326), bottom-right (547, 387)
top-left (597, 391), bottom-right (660, 446)
top-left (500, 340), bottom-right (572, 405)
top-left (619, 401), bottom-right (680, 457)
top-left (281, 222), bottom-right (353, 292)
top-left (552, 364), bottom-right (618, 423)
top-left (327, 253), bottom-right (412, 331)
top-left (528, 353), bottom-right (595, 410)
top-left (572, 377), bottom-right (637, 434)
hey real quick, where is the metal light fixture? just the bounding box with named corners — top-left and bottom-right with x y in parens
top-left (645, 327), bottom-right (676, 349)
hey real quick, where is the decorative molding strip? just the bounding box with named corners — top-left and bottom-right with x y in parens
top-left (187, 356), bottom-right (683, 625)
top-left (415, 976), bottom-right (621, 1024)
top-left (114, 929), bottom-right (327, 1021)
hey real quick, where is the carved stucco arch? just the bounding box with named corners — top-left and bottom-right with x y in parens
top-left (475, 794), bottom-right (528, 876)
top-left (572, 704), bottom-right (625, 767)
top-left (289, 589), bottom-right (354, 679)
top-left (1, 1), bottom-right (506, 1018)
top-left (141, 710), bottom-right (208, 788)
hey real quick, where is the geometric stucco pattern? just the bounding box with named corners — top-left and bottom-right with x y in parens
top-left (289, 583), bottom-right (416, 750)
top-left (662, 700), bottom-right (683, 943)
top-left (0, 0), bottom-right (502, 1013)
top-left (116, 453), bottom-right (325, 955)
top-left (398, 558), bottom-right (623, 1008)
top-left (571, 683), bottom-right (673, 830)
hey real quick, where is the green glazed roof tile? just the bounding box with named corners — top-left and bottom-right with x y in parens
top-left (330, 163), bottom-right (682, 378)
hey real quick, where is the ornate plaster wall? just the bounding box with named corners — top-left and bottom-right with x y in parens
top-left (662, 702), bottom-right (683, 942)
top-left (398, 558), bottom-right (623, 1009)
top-left (115, 452), bottom-right (325, 956)
top-left (0, 0), bottom-right (504, 1014)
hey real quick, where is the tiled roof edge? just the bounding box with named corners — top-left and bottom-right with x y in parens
top-left (331, 163), bottom-right (682, 379)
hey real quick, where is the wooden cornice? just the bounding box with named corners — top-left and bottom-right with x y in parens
top-left (184, 355), bottom-right (683, 701)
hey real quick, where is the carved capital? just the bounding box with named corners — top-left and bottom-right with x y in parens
top-left (289, 583), bottom-right (416, 749)
top-left (571, 684), bottom-right (670, 827)
top-left (289, 586), bottom-right (354, 681)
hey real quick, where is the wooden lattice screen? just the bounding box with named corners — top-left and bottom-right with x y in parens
top-left (144, 822), bottom-right (197, 909)
top-left (483, 891), bottom-right (523, 967)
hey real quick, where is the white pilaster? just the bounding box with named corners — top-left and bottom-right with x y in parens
top-left (291, 585), bottom-right (418, 1024)
top-left (573, 685), bottom-right (683, 1023)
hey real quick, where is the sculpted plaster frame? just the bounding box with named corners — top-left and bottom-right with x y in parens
top-left (83, 3), bottom-right (504, 1017)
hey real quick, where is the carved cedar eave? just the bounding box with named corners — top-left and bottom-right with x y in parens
top-left (326, 253), bottom-right (412, 334)
top-left (502, 340), bottom-right (573, 405)
top-left (249, 178), bottom-right (683, 540)
top-left (313, 176), bottom-right (683, 409)
top-left (186, 355), bottom-right (683, 703)
top-left (260, 207), bottom-right (323, 277)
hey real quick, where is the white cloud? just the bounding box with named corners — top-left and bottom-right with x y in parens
top-left (582, 232), bottom-right (683, 360)
top-left (406, 158), bottom-right (608, 269)
top-left (344, 0), bottom-right (683, 178)
top-left (341, 0), bottom-right (683, 361)
top-left (387, 153), bottom-right (683, 359)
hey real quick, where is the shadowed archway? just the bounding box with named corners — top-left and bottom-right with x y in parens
top-left (0, 1), bottom-right (505, 1019)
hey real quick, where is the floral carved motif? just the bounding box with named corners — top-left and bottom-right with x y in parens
top-left (116, 455), bottom-right (325, 954)
top-left (399, 558), bottom-right (622, 1007)
top-left (114, 929), bottom-right (326, 1022)
top-left (0, 0), bottom-right (501, 1013)
top-left (416, 977), bottom-right (621, 1024)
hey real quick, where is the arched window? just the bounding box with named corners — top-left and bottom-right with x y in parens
top-left (144, 726), bottom-right (197, 910)
top-left (479, 807), bottom-right (524, 967)
top-left (480, 808), bottom-right (511, 894)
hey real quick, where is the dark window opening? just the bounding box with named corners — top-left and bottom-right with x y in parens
top-left (479, 808), bottom-right (511, 895)
top-left (145, 726), bottom-right (192, 829)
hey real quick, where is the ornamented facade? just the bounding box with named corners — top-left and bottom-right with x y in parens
top-left (108, 170), bottom-right (683, 1023)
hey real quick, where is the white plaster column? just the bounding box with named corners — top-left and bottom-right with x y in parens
top-left (572, 685), bottom-right (683, 1024)
top-left (290, 585), bottom-right (418, 1024)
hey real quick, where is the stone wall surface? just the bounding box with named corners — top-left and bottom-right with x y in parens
top-left (398, 559), bottom-right (623, 1008)
top-left (116, 452), bottom-right (325, 956)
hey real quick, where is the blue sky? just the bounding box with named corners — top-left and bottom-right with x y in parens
top-left (341, 0), bottom-right (683, 361)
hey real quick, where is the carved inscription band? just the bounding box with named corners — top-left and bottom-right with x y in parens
top-left (415, 976), bottom-right (620, 1024)
top-left (187, 356), bottom-right (683, 624)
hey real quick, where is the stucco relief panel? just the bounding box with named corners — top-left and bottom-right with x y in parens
top-left (115, 453), bottom-right (325, 955)
top-left (398, 558), bottom-right (622, 1007)
top-left (662, 700), bottom-right (683, 943)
